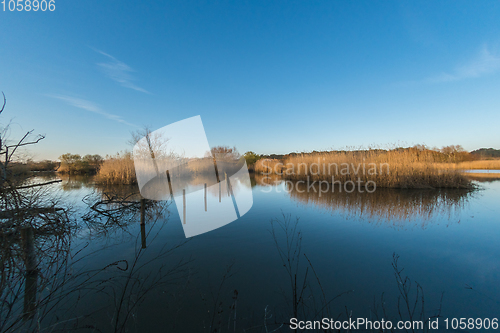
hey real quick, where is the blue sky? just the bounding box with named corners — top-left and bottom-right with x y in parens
top-left (1, 0), bottom-right (500, 160)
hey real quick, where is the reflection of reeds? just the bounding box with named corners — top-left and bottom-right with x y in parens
top-left (262, 178), bottom-right (472, 226)
top-left (464, 173), bottom-right (500, 182)
top-left (253, 173), bottom-right (283, 186)
top-left (256, 150), bottom-right (473, 189)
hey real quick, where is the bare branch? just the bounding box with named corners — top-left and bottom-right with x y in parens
top-left (15, 180), bottom-right (62, 190)
top-left (7, 130), bottom-right (45, 160)
top-left (0, 207), bottom-right (65, 219)
top-left (0, 92), bottom-right (5, 115)
top-left (0, 92), bottom-right (5, 151)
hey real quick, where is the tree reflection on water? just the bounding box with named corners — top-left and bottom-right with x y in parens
top-left (0, 184), bottom-right (190, 332)
top-left (255, 174), bottom-right (474, 228)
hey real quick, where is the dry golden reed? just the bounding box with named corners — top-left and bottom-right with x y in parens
top-left (254, 159), bottom-right (285, 174)
top-left (95, 153), bottom-right (137, 185)
top-left (433, 159), bottom-right (500, 170)
top-left (256, 149), bottom-right (473, 189)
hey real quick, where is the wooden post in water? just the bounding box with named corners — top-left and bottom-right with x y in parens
top-left (23, 270), bottom-right (38, 320)
top-left (140, 198), bottom-right (146, 248)
top-left (21, 227), bottom-right (36, 273)
top-left (140, 198), bottom-right (145, 225)
top-left (183, 189), bottom-right (186, 224)
top-left (21, 227), bottom-right (37, 319)
top-left (225, 172), bottom-right (229, 196)
top-left (219, 182), bottom-right (221, 202)
top-left (166, 170), bottom-right (174, 199)
top-left (140, 223), bottom-right (147, 249)
top-left (204, 183), bottom-right (207, 211)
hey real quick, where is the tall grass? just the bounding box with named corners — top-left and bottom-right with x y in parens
top-left (95, 153), bottom-right (137, 185)
top-left (254, 159), bottom-right (285, 175)
top-left (96, 152), bottom-right (245, 188)
top-left (256, 149), bottom-right (472, 189)
top-left (434, 159), bottom-right (500, 170)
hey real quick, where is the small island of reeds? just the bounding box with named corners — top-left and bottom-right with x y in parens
top-left (253, 146), bottom-right (499, 189)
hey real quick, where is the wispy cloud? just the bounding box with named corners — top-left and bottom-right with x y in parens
top-left (427, 46), bottom-right (500, 83)
top-left (49, 95), bottom-right (137, 127)
top-left (94, 49), bottom-right (150, 94)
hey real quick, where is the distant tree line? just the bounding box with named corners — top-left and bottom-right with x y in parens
top-left (5, 154), bottom-right (104, 174)
top-left (244, 145), bottom-right (492, 166)
top-left (58, 153), bottom-right (103, 174)
top-left (471, 148), bottom-right (500, 158)
top-left (27, 159), bottom-right (59, 172)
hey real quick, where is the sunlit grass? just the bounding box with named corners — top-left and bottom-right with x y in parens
top-left (254, 158), bottom-right (285, 174)
top-left (95, 153), bottom-right (136, 185)
top-left (434, 159), bottom-right (500, 170)
top-left (255, 149), bottom-right (473, 189)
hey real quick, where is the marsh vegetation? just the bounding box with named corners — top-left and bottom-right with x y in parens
top-left (254, 147), bottom-right (488, 189)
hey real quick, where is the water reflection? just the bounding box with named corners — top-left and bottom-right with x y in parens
top-left (132, 116), bottom-right (253, 237)
top-left (0, 181), bottom-right (190, 332)
top-left (2, 174), bottom-right (499, 332)
top-left (0, 218), bottom-right (76, 331)
top-left (255, 174), bottom-right (474, 226)
top-left (464, 173), bottom-right (500, 183)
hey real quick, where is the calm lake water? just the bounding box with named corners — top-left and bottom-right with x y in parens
top-left (463, 169), bottom-right (500, 173)
top-left (3, 173), bottom-right (500, 332)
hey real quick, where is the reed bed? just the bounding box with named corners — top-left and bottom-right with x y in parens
top-left (95, 153), bottom-right (137, 185)
top-left (254, 158), bottom-right (285, 175)
top-left (434, 159), bottom-right (500, 170)
top-left (256, 150), bottom-right (472, 189)
top-left (96, 153), bottom-right (243, 187)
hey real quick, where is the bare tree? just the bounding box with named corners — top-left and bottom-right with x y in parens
top-left (211, 146), bottom-right (240, 160)
top-left (0, 92), bottom-right (66, 230)
top-left (0, 92), bottom-right (77, 332)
